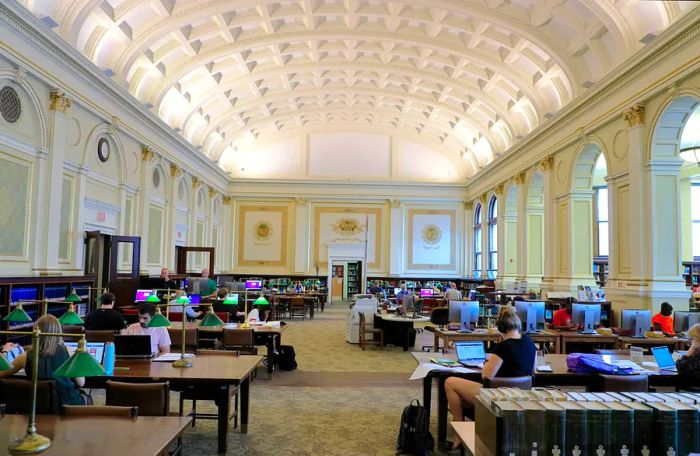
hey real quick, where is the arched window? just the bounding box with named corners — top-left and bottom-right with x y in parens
top-left (487, 196), bottom-right (498, 278)
top-left (693, 182), bottom-right (700, 259)
top-left (473, 203), bottom-right (482, 277)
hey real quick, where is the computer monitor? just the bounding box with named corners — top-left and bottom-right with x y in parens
top-left (135, 289), bottom-right (152, 302)
top-left (571, 303), bottom-right (602, 334)
top-left (456, 301), bottom-right (479, 333)
top-left (245, 279), bottom-right (262, 290)
top-left (393, 287), bottom-right (401, 296)
top-left (514, 301), bottom-right (545, 334)
top-left (621, 309), bottom-right (652, 338)
top-left (674, 311), bottom-right (700, 334)
top-left (188, 294), bottom-right (201, 304)
top-left (449, 300), bottom-right (476, 323)
top-left (419, 288), bottom-right (434, 298)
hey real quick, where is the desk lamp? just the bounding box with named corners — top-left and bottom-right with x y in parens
top-left (3, 303), bottom-right (32, 323)
top-left (58, 290), bottom-right (84, 325)
top-left (0, 323), bottom-right (104, 454)
top-left (145, 290), bottom-right (161, 303)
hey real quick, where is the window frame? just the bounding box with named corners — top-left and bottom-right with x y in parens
top-left (593, 185), bottom-right (609, 259)
top-left (487, 196), bottom-right (498, 277)
top-left (692, 182), bottom-right (700, 261)
top-left (473, 203), bottom-right (482, 277)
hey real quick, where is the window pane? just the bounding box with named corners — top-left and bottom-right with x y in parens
top-left (474, 229), bottom-right (481, 253)
top-left (490, 253), bottom-right (497, 271)
top-left (598, 221), bottom-right (609, 257)
top-left (475, 253), bottom-right (481, 270)
top-left (692, 185), bottom-right (700, 221)
top-left (489, 198), bottom-right (498, 218)
top-left (474, 205), bottom-right (482, 224)
top-left (489, 225), bottom-right (497, 250)
top-left (693, 222), bottom-right (700, 257)
top-left (597, 187), bottom-right (608, 222)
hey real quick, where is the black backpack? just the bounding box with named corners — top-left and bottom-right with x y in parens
top-left (276, 345), bottom-right (297, 371)
top-left (397, 400), bottom-right (434, 455)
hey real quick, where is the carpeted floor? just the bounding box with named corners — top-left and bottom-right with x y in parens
top-left (92, 302), bottom-right (441, 455)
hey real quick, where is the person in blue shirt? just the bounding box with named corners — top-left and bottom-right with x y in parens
top-left (395, 284), bottom-right (412, 303)
top-left (294, 281), bottom-right (304, 293)
top-left (368, 280), bottom-right (387, 301)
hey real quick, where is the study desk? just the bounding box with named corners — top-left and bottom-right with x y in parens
top-left (411, 352), bottom-right (678, 449)
top-left (432, 329), bottom-right (560, 354)
top-left (558, 331), bottom-right (618, 353)
top-left (95, 354), bottom-right (262, 454)
top-left (617, 335), bottom-right (687, 352)
top-left (0, 415), bottom-right (192, 456)
top-left (374, 314), bottom-right (429, 351)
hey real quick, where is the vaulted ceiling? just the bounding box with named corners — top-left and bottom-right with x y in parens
top-left (20, 0), bottom-right (697, 178)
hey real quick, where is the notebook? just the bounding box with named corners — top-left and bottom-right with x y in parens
top-left (455, 341), bottom-right (486, 368)
top-left (650, 346), bottom-right (677, 372)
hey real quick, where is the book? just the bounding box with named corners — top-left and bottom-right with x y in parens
top-left (538, 400), bottom-right (566, 455)
top-left (559, 401), bottom-right (588, 456)
top-left (580, 401), bottom-right (612, 455)
top-left (493, 400), bottom-right (525, 456)
top-left (624, 401), bottom-right (654, 455)
top-left (603, 401), bottom-right (635, 455)
top-left (520, 401), bottom-right (546, 455)
top-left (665, 401), bottom-right (699, 456)
top-left (606, 392), bottom-right (632, 402)
top-left (648, 402), bottom-right (678, 455)
top-left (429, 357), bottom-right (460, 367)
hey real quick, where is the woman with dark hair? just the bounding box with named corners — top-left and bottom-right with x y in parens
top-left (0, 315), bottom-right (88, 405)
top-left (444, 306), bottom-right (536, 425)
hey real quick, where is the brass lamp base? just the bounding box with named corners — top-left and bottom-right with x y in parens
top-left (9, 432), bottom-right (51, 454)
top-left (239, 322), bottom-right (250, 328)
top-left (172, 356), bottom-right (193, 368)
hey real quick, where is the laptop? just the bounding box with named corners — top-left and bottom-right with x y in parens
top-left (650, 346), bottom-right (677, 372)
top-left (64, 342), bottom-right (105, 364)
top-left (455, 341), bottom-right (487, 368)
top-left (189, 294), bottom-right (202, 304)
top-left (114, 335), bottom-right (153, 358)
top-left (134, 289), bottom-right (152, 302)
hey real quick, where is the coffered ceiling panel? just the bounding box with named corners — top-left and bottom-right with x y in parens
top-left (20, 0), bottom-right (697, 179)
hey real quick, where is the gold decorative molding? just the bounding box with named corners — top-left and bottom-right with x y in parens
top-left (623, 104), bottom-right (645, 127)
top-left (208, 187), bottom-right (217, 198)
top-left (169, 163), bottom-right (181, 177)
top-left (540, 155), bottom-right (554, 172)
top-left (406, 208), bottom-right (456, 271)
top-left (464, 201), bottom-right (474, 210)
top-left (191, 177), bottom-right (201, 188)
top-left (49, 90), bottom-right (71, 113)
top-left (494, 182), bottom-right (505, 197)
top-left (313, 206), bottom-right (383, 269)
top-left (513, 171), bottom-right (526, 185)
top-left (222, 196), bottom-right (232, 205)
top-left (295, 197), bottom-right (307, 205)
top-left (237, 205), bottom-right (288, 267)
top-left (141, 146), bottom-right (155, 162)
top-left (478, 193), bottom-right (487, 204)
top-left (390, 199), bottom-right (401, 208)
top-left (667, 83), bottom-right (681, 98)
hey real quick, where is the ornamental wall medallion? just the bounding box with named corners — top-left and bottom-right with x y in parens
top-left (421, 224), bottom-right (442, 247)
top-left (253, 220), bottom-right (273, 244)
top-left (331, 217), bottom-right (364, 237)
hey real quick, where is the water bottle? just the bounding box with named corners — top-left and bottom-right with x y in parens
top-left (103, 342), bottom-right (115, 376)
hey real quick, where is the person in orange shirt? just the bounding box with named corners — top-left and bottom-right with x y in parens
top-left (651, 302), bottom-right (674, 335)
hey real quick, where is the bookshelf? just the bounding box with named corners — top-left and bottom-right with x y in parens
top-left (683, 261), bottom-right (700, 287)
top-left (346, 262), bottom-right (359, 296)
top-left (592, 258), bottom-right (608, 287)
top-left (366, 276), bottom-right (486, 296)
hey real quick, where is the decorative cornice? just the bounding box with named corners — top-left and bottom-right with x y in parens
top-left (623, 104), bottom-right (646, 127)
top-left (540, 155), bottom-right (554, 172)
top-left (192, 177), bottom-right (201, 189)
top-left (513, 171), bottom-right (526, 185)
top-left (49, 90), bottom-right (71, 113)
top-left (141, 146), bottom-right (155, 162)
top-left (222, 196), bottom-right (232, 205)
top-left (390, 199), bottom-right (401, 208)
top-left (169, 163), bottom-right (181, 177)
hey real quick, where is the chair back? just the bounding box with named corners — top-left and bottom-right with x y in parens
top-left (63, 405), bottom-right (138, 417)
top-left (85, 329), bottom-right (115, 343)
top-left (167, 327), bottom-right (197, 350)
top-left (598, 374), bottom-right (648, 392)
top-left (247, 308), bottom-right (260, 323)
top-left (168, 311), bottom-right (184, 322)
top-left (483, 376), bottom-right (532, 389)
top-left (359, 312), bottom-right (367, 331)
top-left (61, 324), bottom-right (84, 341)
top-left (430, 307), bottom-right (450, 326)
top-left (106, 380), bottom-right (169, 416)
top-left (222, 328), bottom-right (254, 347)
top-left (0, 378), bottom-right (59, 414)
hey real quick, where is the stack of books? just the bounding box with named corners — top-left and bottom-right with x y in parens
top-left (478, 388), bottom-right (700, 456)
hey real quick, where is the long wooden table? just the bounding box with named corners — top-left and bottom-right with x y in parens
top-left (558, 331), bottom-right (618, 353)
top-left (0, 415), bottom-right (192, 455)
top-left (618, 335), bottom-right (687, 351)
top-left (432, 329), bottom-right (560, 354)
top-left (412, 352), bottom-right (679, 450)
top-left (99, 354), bottom-right (262, 454)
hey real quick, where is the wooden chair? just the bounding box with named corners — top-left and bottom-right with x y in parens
top-left (61, 324), bottom-right (84, 341)
top-left (85, 329), bottom-right (116, 343)
top-left (483, 376), bottom-right (533, 389)
top-left (272, 295), bottom-right (286, 319)
top-left (106, 381), bottom-right (170, 416)
top-left (221, 328), bottom-right (258, 355)
top-left (422, 307), bottom-right (450, 352)
top-left (358, 312), bottom-right (383, 350)
top-left (63, 405), bottom-right (138, 417)
top-left (196, 327), bottom-right (223, 350)
top-left (289, 296), bottom-right (307, 320)
top-left (0, 378), bottom-right (59, 414)
top-left (597, 374), bottom-right (648, 392)
top-left (167, 327), bottom-right (197, 353)
top-left (179, 350), bottom-right (241, 429)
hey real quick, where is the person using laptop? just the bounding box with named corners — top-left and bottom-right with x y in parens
top-left (444, 282), bottom-right (462, 300)
top-left (676, 323), bottom-right (700, 381)
top-left (444, 306), bottom-right (536, 443)
top-left (159, 267), bottom-right (178, 290)
top-left (169, 290), bottom-right (202, 320)
top-left (652, 302), bottom-right (675, 335)
top-left (121, 303), bottom-right (171, 355)
top-left (0, 315), bottom-right (90, 405)
top-left (83, 292), bottom-right (126, 331)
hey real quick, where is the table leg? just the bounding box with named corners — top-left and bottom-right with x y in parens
top-left (437, 376), bottom-right (448, 449)
top-left (310, 302), bottom-right (314, 319)
top-left (423, 375), bottom-right (432, 419)
top-left (555, 336), bottom-right (560, 354)
top-left (267, 335), bottom-right (275, 375)
top-left (240, 376), bottom-right (250, 434)
top-left (217, 385), bottom-right (230, 453)
top-left (561, 338), bottom-right (567, 354)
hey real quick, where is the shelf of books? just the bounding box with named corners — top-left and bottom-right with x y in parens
top-left (592, 258), bottom-right (608, 287)
top-left (346, 262), bottom-right (359, 296)
top-left (683, 261), bottom-right (700, 288)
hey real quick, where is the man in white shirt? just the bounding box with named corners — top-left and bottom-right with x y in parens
top-left (444, 282), bottom-right (462, 300)
top-left (121, 303), bottom-right (171, 355)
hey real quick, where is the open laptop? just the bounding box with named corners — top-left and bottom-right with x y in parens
top-left (114, 335), bottom-right (153, 358)
top-left (455, 341), bottom-right (487, 368)
top-left (650, 346), bottom-right (677, 372)
top-left (64, 341), bottom-right (105, 364)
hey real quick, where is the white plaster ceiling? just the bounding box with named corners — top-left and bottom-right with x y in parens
top-left (20, 0), bottom-right (697, 179)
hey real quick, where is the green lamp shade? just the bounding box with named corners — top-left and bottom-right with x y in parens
top-left (146, 291), bottom-right (161, 303)
top-left (54, 350), bottom-right (105, 377)
top-left (199, 311), bottom-right (224, 327)
top-left (58, 310), bottom-right (84, 325)
top-left (64, 290), bottom-right (82, 303)
top-left (175, 295), bottom-right (191, 304)
top-left (253, 295), bottom-right (270, 306)
top-left (0, 353), bottom-right (13, 372)
top-left (223, 294), bottom-right (238, 305)
top-left (147, 311), bottom-right (172, 328)
top-left (3, 306), bottom-right (32, 323)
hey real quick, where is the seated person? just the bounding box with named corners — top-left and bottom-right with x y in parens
top-left (1, 315), bottom-right (89, 406)
top-left (551, 298), bottom-right (577, 330)
top-left (444, 306), bottom-right (536, 432)
top-left (212, 288), bottom-right (246, 321)
top-left (652, 302), bottom-right (674, 335)
top-left (294, 281), bottom-right (304, 293)
top-left (368, 280), bottom-right (387, 301)
top-left (83, 292), bottom-right (126, 331)
top-left (169, 290), bottom-right (201, 320)
top-left (159, 267), bottom-right (178, 290)
top-left (398, 290), bottom-right (417, 316)
top-left (395, 284), bottom-right (412, 303)
top-left (121, 303), bottom-right (171, 355)
top-left (676, 323), bottom-right (700, 383)
top-left (444, 282), bottom-right (462, 300)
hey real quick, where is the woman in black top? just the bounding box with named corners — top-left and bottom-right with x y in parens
top-left (445, 306), bottom-right (536, 428)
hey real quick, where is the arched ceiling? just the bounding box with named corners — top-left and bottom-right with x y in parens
top-left (20, 0), bottom-right (697, 179)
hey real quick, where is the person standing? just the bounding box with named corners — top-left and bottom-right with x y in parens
top-left (199, 268), bottom-right (218, 299)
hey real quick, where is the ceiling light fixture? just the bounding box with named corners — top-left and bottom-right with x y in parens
top-left (680, 146), bottom-right (700, 166)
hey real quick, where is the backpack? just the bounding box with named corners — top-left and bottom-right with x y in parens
top-left (566, 353), bottom-right (634, 375)
top-left (397, 400), bottom-right (434, 456)
top-left (276, 345), bottom-right (297, 371)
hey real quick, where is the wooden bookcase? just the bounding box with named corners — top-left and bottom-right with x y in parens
top-left (592, 257), bottom-right (608, 287)
top-left (683, 261), bottom-right (700, 287)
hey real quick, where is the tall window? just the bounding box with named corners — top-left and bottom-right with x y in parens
top-left (487, 196), bottom-right (498, 278)
top-left (594, 186), bottom-right (609, 257)
top-left (473, 204), bottom-right (482, 277)
top-left (692, 183), bottom-right (700, 259)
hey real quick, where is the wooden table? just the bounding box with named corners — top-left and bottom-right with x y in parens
top-left (431, 328), bottom-right (502, 352)
top-left (529, 331), bottom-right (561, 354)
top-left (618, 335), bottom-right (687, 352)
top-left (374, 314), bottom-right (429, 351)
top-left (105, 354), bottom-right (262, 453)
top-left (559, 331), bottom-right (618, 353)
top-left (0, 415), bottom-right (192, 456)
top-left (450, 421), bottom-right (475, 456)
top-left (273, 295), bottom-right (316, 319)
top-left (412, 352), bottom-right (678, 450)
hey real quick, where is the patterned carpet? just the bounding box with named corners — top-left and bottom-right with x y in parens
top-left (93, 302), bottom-right (440, 455)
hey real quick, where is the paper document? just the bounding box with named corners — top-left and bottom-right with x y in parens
top-left (409, 363), bottom-right (478, 381)
top-left (153, 353), bottom-right (194, 362)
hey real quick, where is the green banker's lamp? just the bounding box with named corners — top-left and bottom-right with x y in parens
top-left (241, 294), bottom-right (269, 328)
top-left (145, 290), bottom-right (161, 303)
top-left (58, 290), bottom-right (84, 325)
top-left (0, 317), bottom-right (104, 454)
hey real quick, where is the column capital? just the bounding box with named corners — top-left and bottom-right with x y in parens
top-left (478, 192), bottom-right (487, 204)
top-left (464, 200), bottom-right (474, 210)
top-left (623, 104), bottom-right (645, 127)
top-left (494, 182), bottom-right (505, 197)
top-left (295, 197), bottom-right (308, 205)
top-left (207, 187), bottom-right (217, 198)
top-left (389, 199), bottom-right (401, 208)
top-left (141, 146), bottom-right (155, 162)
top-left (49, 90), bottom-right (71, 113)
top-left (513, 171), bottom-right (526, 185)
top-left (222, 196), bottom-right (232, 205)
top-left (539, 155), bottom-right (554, 172)
top-left (169, 163), bottom-right (181, 177)
top-left (191, 177), bottom-right (201, 188)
